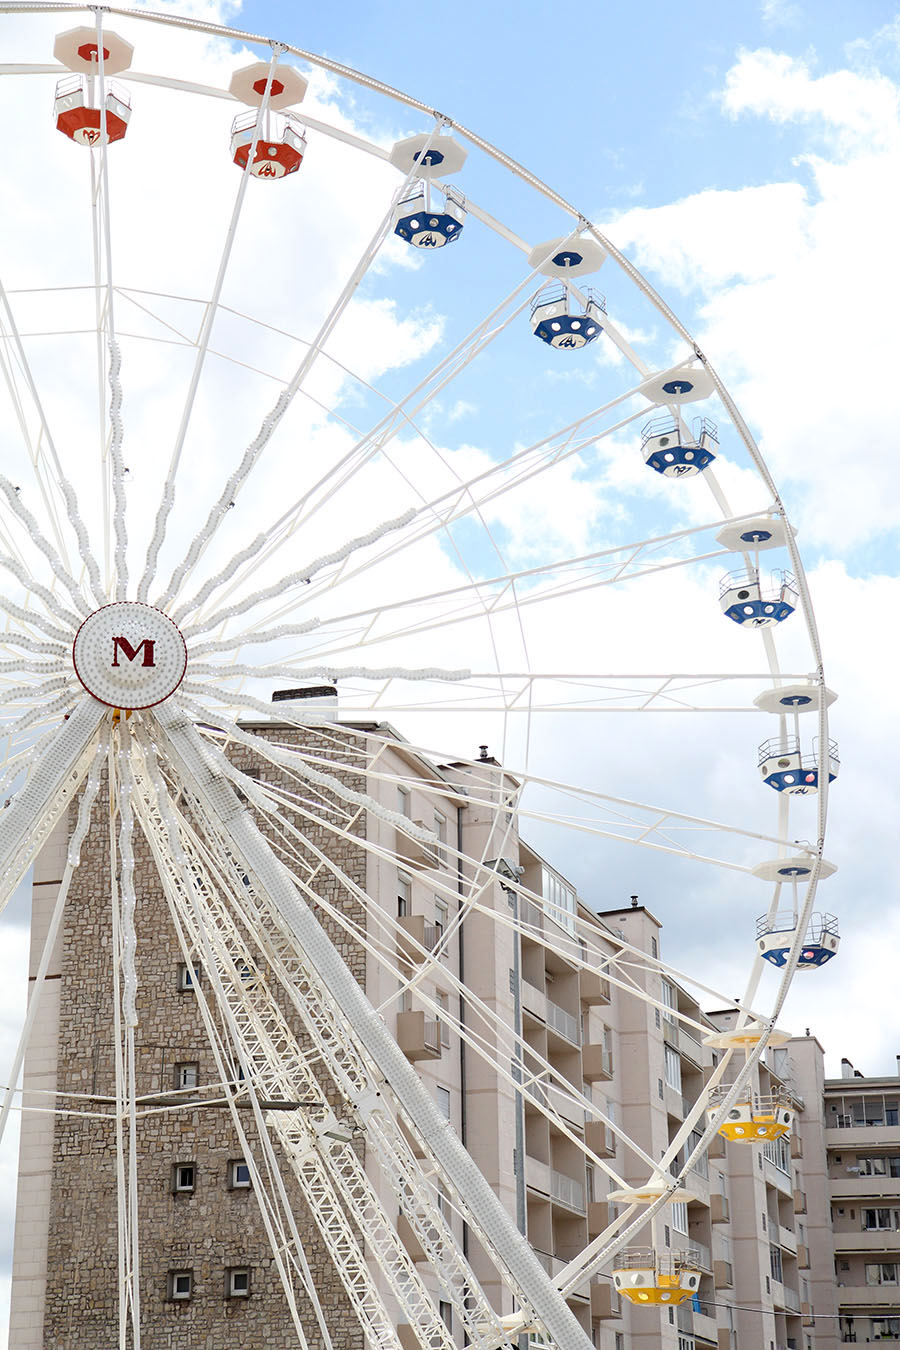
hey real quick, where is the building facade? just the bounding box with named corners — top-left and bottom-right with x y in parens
top-left (8, 714), bottom-right (845, 1348)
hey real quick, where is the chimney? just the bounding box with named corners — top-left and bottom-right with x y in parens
top-left (841, 1057), bottom-right (853, 1079)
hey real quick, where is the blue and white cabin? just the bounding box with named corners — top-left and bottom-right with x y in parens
top-left (530, 283), bottom-right (605, 349)
top-left (641, 416), bottom-right (717, 478)
top-left (758, 735), bottom-right (839, 795)
top-left (756, 911), bottom-right (840, 969)
top-left (393, 182), bottom-right (466, 249)
top-left (720, 569), bottom-right (797, 628)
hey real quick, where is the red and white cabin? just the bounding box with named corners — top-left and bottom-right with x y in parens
top-left (230, 111), bottom-right (307, 178)
top-left (54, 74), bottom-right (131, 146)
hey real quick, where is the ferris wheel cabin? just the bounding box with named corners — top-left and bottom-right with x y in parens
top-left (641, 416), bottom-right (718, 478)
top-left (612, 1249), bottom-right (702, 1306)
top-left (756, 911), bottom-right (840, 970)
top-left (758, 735), bottom-right (839, 794)
top-left (228, 61), bottom-right (309, 178)
top-left (706, 1086), bottom-right (795, 1143)
top-left (530, 283), bottom-right (605, 349)
top-left (393, 183), bottom-right (467, 248)
top-left (54, 75), bottom-right (131, 146)
top-left (719, 569), bottom-right (798, 628)
top-left (230, 111), bottom-right (307, 177)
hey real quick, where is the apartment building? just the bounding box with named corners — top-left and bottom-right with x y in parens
top-left (824, 1061), bottom-right (900, 1344)
top-left (8, 711), bottom-right (836, 1349)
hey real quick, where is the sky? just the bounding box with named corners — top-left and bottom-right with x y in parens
top-left (2, 0), bottom-right (900, 1339)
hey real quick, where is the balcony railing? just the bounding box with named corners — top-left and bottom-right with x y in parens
top-left (550, 1168), bottom-right (585, 1213)
top-left (546, 998), bottom-right (580, 1045)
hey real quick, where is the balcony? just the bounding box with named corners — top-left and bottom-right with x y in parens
top-left (396, 915), bottom-right (438, 963)
top-left (779, 1224), bottom-right (798, 1255)
top-left (692, 1310), bottom-right (720, 1344)
top-left (714, 1259), bottom-right (733, 1289)
top-left (791, 1133), bottom-right (804, 1159)
top-left (797, 1244), bottom-right (809, 1269)
top-left (837, 1284), bottom-right (900, 1308)
top-left (396, 1011), bottom-right (442, 1061)
top-left (394, 822), bottom-right (439, 871)
top-left (784, 1286), bottom-right (801, 1314)
top-left (710, 1192), bottom-right (730, 1224)
top-left (546, 998), bottom-right (580, 1046)
top-left (793, 1188), bottom-right (807, 1213)
top-left (546, 1082), bottom-right (585, 1128)
top-left (520, 896), bottom-right (543, 931)
top-left (826, 1124), bottom-right (900, 1149)
top-left (582, 1043), bottom-right (614, 1082)
top-left (590, 1281), bottom-right (621, 1319)
top-left (550, 1167), bottom-right (585, 1213)
top-left (580, 969), bottom-right (611, 1006)
top-left (584, 1119), bottom-right (616, 1159)
top-left (830, 1176), bottom-right (900, 1200)
top-left (521, 976), bottom-right (546, 1021)
top-left (588, 1200), bottom-right (615, 1237)
top-left (718, 1331), bottom-right (737, 1350)
top-left (679, 1025), bottom-right (704, 1067)
top-left (524, 1153), bottom-right (551, 1197)
top-left (833, 1229), bottom-right (900, 1253)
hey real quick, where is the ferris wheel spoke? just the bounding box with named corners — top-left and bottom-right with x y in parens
top-left (135, 730), bottom-right (508, 1350)
top-left (136, 48), bottom-right (285, 607)
top-left (153, 700), bottom-right (598, 1350)
top-left (152, 122), bottom-right (444, 615)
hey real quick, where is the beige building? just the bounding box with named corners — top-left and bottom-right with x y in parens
top-left (824, 1061), bottom-right (900, 1344)
top-left (7, 712), bottom-right (844, 1348)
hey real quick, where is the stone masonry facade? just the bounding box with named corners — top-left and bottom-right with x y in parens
top-left (42, 721), bottom-right (368, 1348)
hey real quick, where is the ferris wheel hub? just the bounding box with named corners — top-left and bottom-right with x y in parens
top-left (72, 602), bottom-right (187, 711)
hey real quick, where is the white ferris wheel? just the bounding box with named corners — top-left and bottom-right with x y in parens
top-left (0, 6), bottom-right (837, 1348)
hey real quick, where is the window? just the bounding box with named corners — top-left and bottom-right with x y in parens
top-left (226, 1266), bottom-right (251, 1298)
top-left (171, 1162), bottom-right (195, 1194)
top-left (664, 1046), bottom-right (682, 1093)
top-left (661, 980), bottom-right (678, 1025)
top-left (873, 1319), bottom-right (900, 1340)
top-left (671, 1201), bottom-right (688, 1234)
top-left (859, 1155), bottom-right (900, 1177)
top-left (658, 1077), bottom-right (664, 1100)
top-left (541, 865), bottom-right (577, 935)
top-left (655, 1008), bottom-right (661, 1028)
top-left (434, 811), bottom-right (447, 866)
top-left (763, 1135), bottom-right (790, 1173)
top-left (177, 963), bottom-right (201, 991)
top-left (769, 1245), bottom-right (783, 1283)
top-left (437, 1086), bottom-right (451, 1121)
top-left (398, 784), bottom-right (411, 817)
top-left (168, 1269), bottom-right (193, 1301)
top-left (440, 1301), bottom-right (452, 1331)
top-left (435, 990), bottom-right (450, 1047)
top-left (867, 1263), bottom-right (899, 1286)
top-left (229, 1159), bottom-right (251, 1189)
top-left (174, 1062), bottom-right (198, 1090)
top-left (863, 1208), bottom-right (900, 1231)
top-left (397, 872), bottom-right (411, 918)
top-left (651, 936), bottom-right (658, 959)
top-left (434, 899), bottom-right (448, 941)
top-left (437, 1183), bottom-right (450, 1220)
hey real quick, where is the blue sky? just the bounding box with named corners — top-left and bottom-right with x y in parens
top-left (238, 0), bottom-right (896, 205)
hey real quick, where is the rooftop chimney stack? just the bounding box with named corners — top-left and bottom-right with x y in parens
top-left (841, 1057), bottom-right (853, 1079)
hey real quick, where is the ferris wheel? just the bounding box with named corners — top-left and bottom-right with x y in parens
top-left (0, 7), bottom-right (838, 1348)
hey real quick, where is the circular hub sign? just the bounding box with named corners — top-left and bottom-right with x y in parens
top-left (72, 603), bottom-right (187, 710)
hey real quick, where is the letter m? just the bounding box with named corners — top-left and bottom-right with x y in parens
top-left (111, 636), bottom-right (156, 668)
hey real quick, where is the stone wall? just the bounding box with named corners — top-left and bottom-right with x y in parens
top-left (42, 721), bottom-right (368, 1348)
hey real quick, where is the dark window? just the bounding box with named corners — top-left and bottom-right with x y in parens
top-left (229, 1159), bottom-right (251, 1189)
top-left (226, 1267), bottom-right (251, 1298)
top-left (168, 1269), bottom-right (193, 1301)
top-left (172, 1162), bottom-right (195, 1194)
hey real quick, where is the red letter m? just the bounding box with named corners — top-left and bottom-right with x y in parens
top-left (111, 636), bottom-right (156, 668)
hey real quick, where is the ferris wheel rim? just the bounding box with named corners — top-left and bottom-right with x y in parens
top-left (0, 10), bottom-right (837, 1346)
